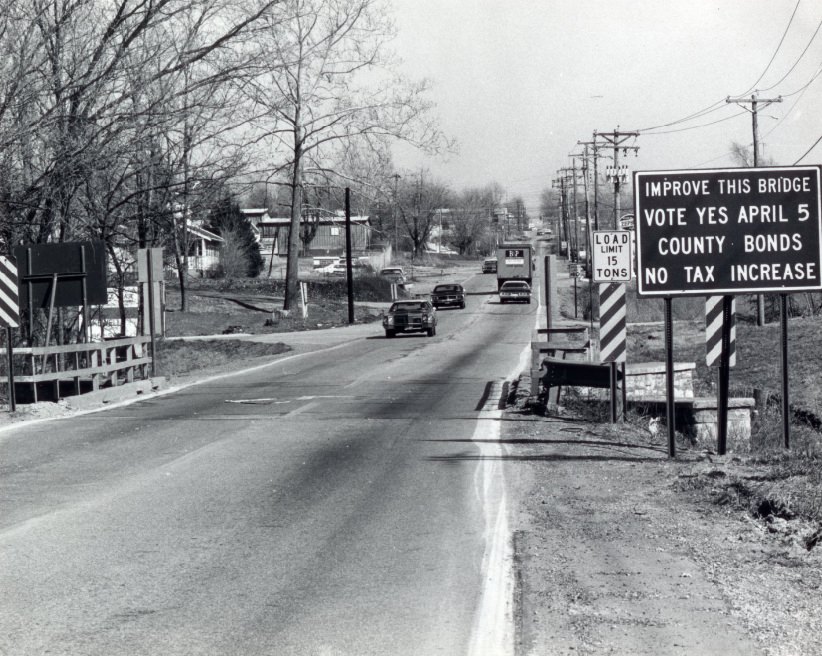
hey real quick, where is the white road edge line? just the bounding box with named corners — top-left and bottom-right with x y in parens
top-left (468, 289), bottom-right (540, 656)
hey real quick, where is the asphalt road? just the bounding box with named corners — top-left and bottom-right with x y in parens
top-left (0, 271), bottom-right (536, 656)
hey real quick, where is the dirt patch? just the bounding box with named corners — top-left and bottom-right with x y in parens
top-left (156, 339), bottom-right (292, 378)
top-left (506, 380), bottom-right (822, 655)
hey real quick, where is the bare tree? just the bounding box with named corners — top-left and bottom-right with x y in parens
top-left (730, 140), bottom-right (775, 168)
top-left (396, 172), bottom-right (452, 256)
top-left (449, 186), bottom-right (499, 256)
top-left (248, 0), bottom-right (446, 310)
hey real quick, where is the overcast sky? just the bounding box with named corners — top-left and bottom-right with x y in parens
top-left (389, 0), bottom-right (822, 213)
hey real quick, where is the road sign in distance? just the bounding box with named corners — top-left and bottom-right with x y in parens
top-left (634, 166), bottom-right (822, 296)
top-left (592, 230), bottom-right (631, 283)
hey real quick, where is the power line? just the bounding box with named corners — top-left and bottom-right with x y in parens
top-left (636, 3), bottom-right (806, 134)
top-left (759, 15), bottom-right (822, 92)
top-left (637, 101), bottom-right (727, 132)
top-left (782, 60), bottom-right (822, 96)
top-left (642, 109), bottom-right (747, 135)
top-left (793, 134), bottom-right (822, 164)
top-left (740, 0), bottom-right (802, 94)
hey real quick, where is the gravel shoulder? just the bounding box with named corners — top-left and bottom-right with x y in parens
top-left (505, 387), bottom-right (822, 656)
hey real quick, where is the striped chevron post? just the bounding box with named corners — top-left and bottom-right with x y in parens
top-left (0, 256), bottom-right (19, 328)
top-left (706, 296), bottom-right (735, 367)
top-left (599, 283), bottom-right (626, 363)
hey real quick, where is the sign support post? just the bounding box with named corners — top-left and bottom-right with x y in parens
top-left (345, 187), bottom-right (354, 325)
top-left (6, 327), bottom-right (14, 412)
top-left (544, 255), bottom-right (552, 331)
top-left (780, 294), bottom-right (790, 449)
top-left (573, 273), bottom-right (578, 319)
top-left (665, 297), bottom-right (676, 458)
top-left (717, 295), bottom-right (732, 454)
top-left (147, 248), bottom-right (157, 378)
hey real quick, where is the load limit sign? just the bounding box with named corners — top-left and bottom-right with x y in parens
top-left (634, 166), bottom-right (822, 296)
top-left (592, 230), bottom-right (631, 283)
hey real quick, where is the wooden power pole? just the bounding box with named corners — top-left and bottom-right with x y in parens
top-left (726, 92), bottom-right (783, 327)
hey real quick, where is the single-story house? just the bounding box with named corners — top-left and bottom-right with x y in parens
top-left (249, 210), bottom-right (371, 258)
top-left (186, 223), bottom-right (224, 275)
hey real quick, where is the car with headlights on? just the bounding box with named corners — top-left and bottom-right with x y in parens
top-left (430, 283), bottom-right (465, 309)
top-left (383, 300), bottom-right (437, 337)
top-left (499, 280), bottom-right (531, 304)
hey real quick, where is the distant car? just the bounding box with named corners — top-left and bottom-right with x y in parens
top-left (380, 267), bottom-right (407, 284)
top-left (559, 240), bottom-right (568, 256)
top-left (383, 300), bottom-right (437, 338)
top-left (482, 258), bottom-right (497, 274)
top-left (322, 258), bottom-right (367, 277)
top-left (329, 263), bottom-right (347, 276)
top-left (431, 283), bottom-right (465, 309)
top-left (499, 280), bottom-right (531, 304)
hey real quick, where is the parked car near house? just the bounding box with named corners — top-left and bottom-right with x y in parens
top-left (383, 300), bottom-right (437, 337)
top-left (430, 283), bottom-right (465, 309)
top-left (380, 267), bottom-right (407, 284)
top-left (499, 280), bottom-right (531, 304)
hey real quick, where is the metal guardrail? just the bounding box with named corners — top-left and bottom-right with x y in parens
top-left (0, 336), bottom-right (152, 403)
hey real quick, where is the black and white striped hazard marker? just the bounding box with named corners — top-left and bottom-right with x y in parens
top-left (599, 283), bottom-right (626, 363)
top-left (0, 256), bottom-right (19, 328)
top-left (705, 296), bottom-right (735, 367)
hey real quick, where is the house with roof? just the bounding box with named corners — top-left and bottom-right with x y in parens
top-left (245, 210), bottom-right (371, 260)
top-left (186, 222), bottom-right (224, 275)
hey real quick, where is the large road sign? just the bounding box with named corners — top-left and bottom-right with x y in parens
top-left (13, 241), bottom-right (107, 308)
top-left (592, 230), bottom-right (631, 283)
top-left (634, 166), bottom-right (822, 297)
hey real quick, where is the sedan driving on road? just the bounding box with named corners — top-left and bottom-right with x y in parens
top-left (431, 284), bottom-right (465, 309)
top-left (383, 300), bottom-right (438, 337)
top-left (499, 280), bottom-right (531, 304)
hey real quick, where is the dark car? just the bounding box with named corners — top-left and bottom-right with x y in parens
top-left (482, 258), bottom-right (497, 273)
top-left (499, 280), bottom-right (531, 304)
top-left (383, 300), bottom-right (437, 338)
top-left (430, 283), bottom-right (466, 309)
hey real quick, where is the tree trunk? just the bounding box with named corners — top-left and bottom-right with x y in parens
top-left (284, 141), bottom-right (302, 311)
top-left (173, 229), bottom-right (187, 312)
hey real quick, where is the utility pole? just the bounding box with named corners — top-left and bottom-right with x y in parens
top-left (578, 135), bottom-right (603, 231)
top-left (558, 166), bottom-right (577, 255)
top-left (551, 175), bottom-right (569, 255)
top-left (391, 173), bottom-right (401, 255)
top-left (597, 128), bottom-right (639, 229)
top-left (571, 149), bottom-right (593, 275)
top-left (726, 92), bottom-right (783, 327)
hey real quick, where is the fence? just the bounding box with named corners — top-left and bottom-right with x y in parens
top-left (1, 336), bottom-right (152, 403)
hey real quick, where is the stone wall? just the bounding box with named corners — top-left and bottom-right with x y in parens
top-left (625, 362), bottom-right (695, 400)
top-left (689, 397), bottom-right (756, 447)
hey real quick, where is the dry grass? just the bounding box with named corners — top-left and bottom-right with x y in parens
top-left (156, 339), bottom-right (291, 377)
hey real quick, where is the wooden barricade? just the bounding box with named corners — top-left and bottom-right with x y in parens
top-left (529, 325), bottom-right (591, 396)
top-left (0, 336), bottom-right (152, 403)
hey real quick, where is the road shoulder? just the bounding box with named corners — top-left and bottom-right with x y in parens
top-left (504, 391), bottom-right (822, 656)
